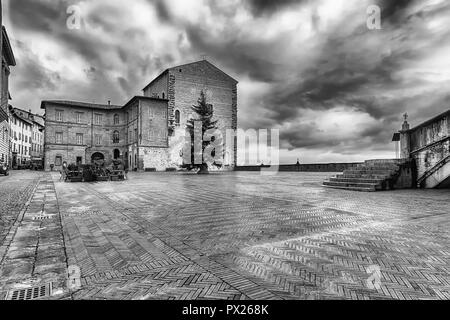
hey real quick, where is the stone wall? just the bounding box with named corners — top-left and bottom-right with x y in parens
top-left (408, 112), bottom-right (450, 179)
top-left (235, 163), bottom-right (361, 172)
top-left (143, 72), bottom-right (168, 99)
top-left (139, 99), bottom-right (168, 148)
top-left (139, 147), bottom-right (170, 171)
top-left (175, 61), bottom-right (237, 169)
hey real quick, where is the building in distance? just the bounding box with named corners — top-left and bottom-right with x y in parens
top-left (41, 60), bottom-right (238, 172)
top-left (9, 106), bottom-right (45, 168)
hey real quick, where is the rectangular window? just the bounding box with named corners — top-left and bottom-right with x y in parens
top-left (134, 129), bottom-right (138, 141)
top-left (94, 113), bottom-right (103, 125)
top-left (95, 134), bottom-right (101, 145)
top-left (76, 112), bottom-right (83, 124)
top-left (76, 133), bottom-right (83, 145)
top-left (56, 132), bottom-right (63, 144)
top-left (56, 110), bottom-right (63, 122)
top-left (55, 156), bottom-right (62, 166)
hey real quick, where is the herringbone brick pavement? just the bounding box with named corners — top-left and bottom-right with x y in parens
top-left (2, 171), bottom-right (448, 300)
top-left (49, 172), bottom-right (450, 300)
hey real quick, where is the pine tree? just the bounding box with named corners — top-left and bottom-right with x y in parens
top-left (181, 90), bottom-right (222, 174)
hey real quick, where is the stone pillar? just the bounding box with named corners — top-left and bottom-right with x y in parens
top-left (399, 113), bottom-right (411, 159)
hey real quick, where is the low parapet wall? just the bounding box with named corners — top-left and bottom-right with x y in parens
top-left (235, 163), bottom-right (362, 172)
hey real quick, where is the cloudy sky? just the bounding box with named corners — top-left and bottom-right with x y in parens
top-left (3, 0), bottom-right (450, 163)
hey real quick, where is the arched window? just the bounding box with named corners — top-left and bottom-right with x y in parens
top-left (175, 110), bottom-right (180, 126)
top-left (114, 114), bottom-right (119, 125)
top-left (162, 92), bottom-right (165, 99)
top-left (113, 131), bottom-right (120, 144)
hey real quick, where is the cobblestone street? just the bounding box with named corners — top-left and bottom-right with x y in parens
top-left (0, 171), bottom-right (449, 300)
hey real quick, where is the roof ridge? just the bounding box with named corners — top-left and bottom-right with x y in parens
top-left (142, 59), bottom-right (238, 91)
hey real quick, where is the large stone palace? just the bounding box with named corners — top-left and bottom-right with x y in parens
top-left (41, 60), bottom-right (238, 171)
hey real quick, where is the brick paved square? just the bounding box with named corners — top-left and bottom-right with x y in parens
top-left (0, 171), bottom-right (449, 300)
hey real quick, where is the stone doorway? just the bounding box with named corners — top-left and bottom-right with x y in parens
top-left (91, 152), bottom-right (104, 163)
top-left (113, 149), bottom-right (120, 160)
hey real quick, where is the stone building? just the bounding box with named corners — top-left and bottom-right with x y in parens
top-left (399, 110), bottom-right (450, 188)
top-left (9, 107), bottom-right (33, 167)
top-left (41, 60), bottom-right (238, 172)
top-left (0, 26), bottom-right (16, 165)
top-left (143, 60), bottom-right (238, 169)
top-left (8, 107), bottom-right (45, 167)
top-left (30, 113), bottom-right (45, 162)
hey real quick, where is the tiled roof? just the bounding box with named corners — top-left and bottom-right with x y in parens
top-left (41, 96), bottom-right (167, 110)
top-left (40, 100), bottom-right (122, 110)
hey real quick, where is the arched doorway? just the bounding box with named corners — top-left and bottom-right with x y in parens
top-left (113, 149), bottom-right (120, 160)
top-left (125, 152), bottom-right (129, 169)
top-left (91, 152), bottom-right (104, 163)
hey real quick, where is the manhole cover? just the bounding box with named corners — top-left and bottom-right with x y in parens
top-left (6, 283), bottom-right (52, 300)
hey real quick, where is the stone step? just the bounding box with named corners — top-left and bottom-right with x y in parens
top-left (323, 181), bottom-right (381, 190)
top-left (364, 159), bottom-right (406, 166)
top-left (350, 166), bottom-right (398, 171)
top-left (338, 174), bottom-right (392, 179)
top-left (329, 177), bottom-right (385, 184)
top-left (322, 183), bottom-right (377, 192)
top-left (323, 158), bottom-right (406, 192)
top-left (343, 169), bottom-right (395, 176)
top-left (357, 165), bottom-right (399, 170)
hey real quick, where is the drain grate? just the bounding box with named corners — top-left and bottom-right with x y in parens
top-left (7, 283), bottom-right (52, 300)
top-left (32, 215), bottom-right (55, 221)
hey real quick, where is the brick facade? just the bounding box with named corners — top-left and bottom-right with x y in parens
top-left (143, 60), bottom-right (238, 169)
top-left (42, 97), bottom-right (168, 171)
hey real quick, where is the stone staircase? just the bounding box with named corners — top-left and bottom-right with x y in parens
top-left (323, 159), bottom-right (407, 192)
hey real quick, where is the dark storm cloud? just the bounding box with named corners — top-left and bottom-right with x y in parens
top-left (154, 0), bottom-right (172, 22)
top-left (9, 0), bottom-right (67, 32)
top-left (184, 25), bottom-right (282, 83)
top-left (118, 77), bottom-right (132, 94)
top-left (377, 0), bottom-right (413, 24)
top-left (246, 0), bottom-right (307, 16)
top-left (5, 0), bottom-right (450, 161)
top-left (12, 41), bottom-right (61, 91)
